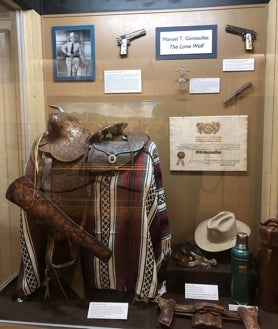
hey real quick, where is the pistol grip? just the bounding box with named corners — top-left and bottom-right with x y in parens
top-left (245, 33), bottom-right (253, 51)
top-left (120, 38), bottom-right (128, 56)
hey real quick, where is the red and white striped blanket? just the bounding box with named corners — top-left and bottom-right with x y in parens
top-left (15, 140), bottom-right (171, 301)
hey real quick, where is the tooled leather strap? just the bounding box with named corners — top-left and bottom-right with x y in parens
top-left (41, 154), bottom-right (77, 301)
top-left (40, 150), bottom-right (95, 254)
top-left (194, 302), bottom-right (241, 320)
top-left (193, 310), bottom-right (222, 328)
top-left (175, 302), bottom-right (241, 321)
top-left (158, 298), bottom-right (241, 328)
top-left (41, 153), bottom-right (53, 195)
top-left (41, 155), bottom-right (79, 269)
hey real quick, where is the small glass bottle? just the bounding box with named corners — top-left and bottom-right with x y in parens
top-left (231, 232), bottom-right (253, 305)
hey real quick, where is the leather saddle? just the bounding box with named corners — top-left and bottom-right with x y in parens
top-left (39, 111), bottom-right (91, 162)
top-left (39, 111), bottom-right (149, 170)
top-left (86, 131), bottom-right (149, 172)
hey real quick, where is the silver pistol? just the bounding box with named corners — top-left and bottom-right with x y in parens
top-left (117, 29), bottom-right (146, 57)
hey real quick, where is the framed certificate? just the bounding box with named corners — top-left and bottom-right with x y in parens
top-left (170, 115), bottom-right (248, 171)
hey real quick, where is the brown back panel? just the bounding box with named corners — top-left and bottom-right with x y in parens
top-left (41, 5), bottom-right (267, 250)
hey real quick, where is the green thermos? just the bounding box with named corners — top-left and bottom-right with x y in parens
top-left (231, 232), bottom-right (253, 305)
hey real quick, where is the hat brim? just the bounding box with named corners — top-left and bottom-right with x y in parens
top-left (194, 218), bottom-right (251, 252)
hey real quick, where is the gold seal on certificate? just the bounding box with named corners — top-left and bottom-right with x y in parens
top-left (176, 151), bottom-right (185, 166)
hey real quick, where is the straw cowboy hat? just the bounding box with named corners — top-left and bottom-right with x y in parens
top-left (194, 211), bottom-right (251, 252)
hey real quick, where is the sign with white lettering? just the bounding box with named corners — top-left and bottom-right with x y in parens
top-left (156, 25), bottom-right (217, 60)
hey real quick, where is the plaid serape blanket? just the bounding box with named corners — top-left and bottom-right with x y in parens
top-left (14, 140), bottom-right (171, 301)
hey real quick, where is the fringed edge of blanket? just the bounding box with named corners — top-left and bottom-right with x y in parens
top-left (156, 236), bottom-right (172, 271)
top-left (162, 237), bottom-right (172, 258)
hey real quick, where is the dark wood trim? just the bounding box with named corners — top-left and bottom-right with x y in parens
top-left (11, 0), bottom-right (270, 15)
top-left (9, 0), bottom-right (42, 13)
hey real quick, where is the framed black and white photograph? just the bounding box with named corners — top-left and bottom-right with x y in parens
top-left (52, 25), bottom-right (95, 81)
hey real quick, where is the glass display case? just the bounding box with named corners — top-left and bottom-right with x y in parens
top-left (0, 1), bottom-right (277, 328)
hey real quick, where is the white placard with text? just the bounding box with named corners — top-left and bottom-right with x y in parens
top-left (87, 302), bottom-right (128, 320)
top-left (189, 78), bottom-right (220, 94)
top-left (104, 70), bottom-right (142, 93)
top-left (185, 283), bottom-right (219, 301)
top-left (223, 58), bottom-right (255, 71)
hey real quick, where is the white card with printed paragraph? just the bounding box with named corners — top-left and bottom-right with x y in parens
top-left (185, 283), bottom-right (219, 300)
top-left (104, 70), bottom-right (142, 93)
top-left (87, 302), bottom-right (129, 319)
top-left (189, 78), bottom-right (220, 94)
top-left (222, 58), bottom-right (255, 71)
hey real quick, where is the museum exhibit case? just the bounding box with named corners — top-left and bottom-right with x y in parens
top-left (0, 0), bottom-right (278, 328)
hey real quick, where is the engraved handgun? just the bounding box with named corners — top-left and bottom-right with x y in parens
top-left (225, 25), bottom-right (257, 51)
top-left (117, 29), bottom-right (146, 57)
